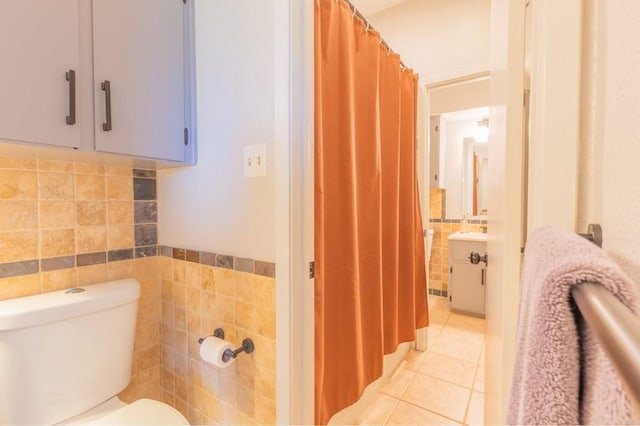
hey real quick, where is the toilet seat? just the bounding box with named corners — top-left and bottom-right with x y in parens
top-left (63, 398), bottom-right (189, 425)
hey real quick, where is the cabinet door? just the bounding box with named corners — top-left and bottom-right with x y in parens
top-left (92, 0), bottom-right (186, 162)
top-left (449, 263), bottom-right (486, 316)
top-left (0, 1), bottom-right (81, 148)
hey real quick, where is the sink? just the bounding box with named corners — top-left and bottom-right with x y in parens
top-left (448, 231), bottom-right (487, 242)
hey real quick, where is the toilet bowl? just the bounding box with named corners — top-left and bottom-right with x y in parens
top-left (0, 279), bottom-right (188, 425)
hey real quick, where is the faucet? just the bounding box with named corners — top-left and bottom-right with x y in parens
top-left (461, 213), bottom-right (469, 233)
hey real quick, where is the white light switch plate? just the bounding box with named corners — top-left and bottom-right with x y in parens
top-left (243, 143), bottom-right (267, 177)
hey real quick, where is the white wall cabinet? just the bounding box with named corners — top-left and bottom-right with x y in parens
top-left (0, 1), bottom-right (82, 149)
top-left (93, 0), bottom-right (188, 162)
top-left (0, 0), bottom-right (195, 165)
top-left (448, 233), bottom-right (486, 317)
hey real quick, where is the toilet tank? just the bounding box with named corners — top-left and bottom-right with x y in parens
top-left (0, 279), bottom-right (141, 425)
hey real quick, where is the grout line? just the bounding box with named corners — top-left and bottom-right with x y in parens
top-left (394, 398), bottom-right (466, 425)
top-left (380, 396), bottom-right (401, 426)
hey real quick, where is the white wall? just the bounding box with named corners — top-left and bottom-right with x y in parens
top-left (579, 0), bottom-right (640, 282)
top-left (366, 0), bottom-right (491, 84)
top-left (157, 0), bottom-right (277, 262)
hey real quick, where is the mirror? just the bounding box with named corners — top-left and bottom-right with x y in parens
top-left (428, 75), bottom-right (490, 220)
top-left (436, 107), bottom-right (489, 219)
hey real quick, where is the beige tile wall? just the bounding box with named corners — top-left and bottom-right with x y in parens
top-left (0, 156), bottom-right (160, 403)
top-left (0, 155), bottom-right (278, 424)
top-left (429, 188), bottom-right (444, 220)
top-left (159, 255), bottom-right (276, 425)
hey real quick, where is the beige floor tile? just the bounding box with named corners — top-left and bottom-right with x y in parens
top-left (426, 326), bottom-right (442, 350)
top-left (428, 309), bottom-right (450, 326)
top-left (386, 401), bottom-right (460, 425)
top-left (446, 313), bottom-right (485, 334)
top-left (379, 367), bottom-right (415, 399)
top-left (428, 296), bottom-right (448, 311)
top-left (465, 391), bottom-right (484, 425)
top-left (362, 301), bottom-right (485, 426)
top-left (403, 349), bottom-right (427, 371)
top-left (430, 330), bottom-right (483, 364)
top-left (479, 344), bottom-right (485, 366)
top-left (357, 393), bottom-right (399, 425)
top-left (473, 364), bottom-right (484, 393)
top-left (440, 325), bottom-right (485, 345)
top-left (418, 353), bottom-right (477, 389)
top-left (441, 314), bottom-right (485, 345)
top-left (402, 374), bottom-right (471, 423)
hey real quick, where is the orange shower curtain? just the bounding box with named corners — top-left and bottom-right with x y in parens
top-left (314, 0), bottom-right (429, 424)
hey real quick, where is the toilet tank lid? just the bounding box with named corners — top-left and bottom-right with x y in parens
top-left (0, 279), bottom-right (141, 331)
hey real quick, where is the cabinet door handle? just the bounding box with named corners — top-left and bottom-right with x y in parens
top-left (481, 268), bottom-right (485, 286)
top-left (65, 70), bottom-right (76, 125)
top-left (101, 80), bottom-right (112, 131)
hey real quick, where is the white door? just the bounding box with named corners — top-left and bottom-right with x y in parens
top-left (0, 0), bottom-right (81, 148)
top-left (93, 0), bottom-right (186, 162)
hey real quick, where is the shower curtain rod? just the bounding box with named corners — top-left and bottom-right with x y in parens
top-left (342, 0), bottom-right (408, 70)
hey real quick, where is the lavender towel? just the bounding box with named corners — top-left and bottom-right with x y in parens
top-left (507, 226), bottom-right (640, 425)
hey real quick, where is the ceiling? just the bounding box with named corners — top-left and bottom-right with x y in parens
top-left (347, 0), bottom-right (491, 84)
top-left (353, 0), bottom-right (410, 17)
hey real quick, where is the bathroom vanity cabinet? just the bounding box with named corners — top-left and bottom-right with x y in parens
top-left (0, 0), bottom-right (195, 166)
top-left (448, 232), bottom-right (486, 317)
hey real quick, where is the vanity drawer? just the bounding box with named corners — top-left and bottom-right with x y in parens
top-left (449, 240), bottom-right (486, 262)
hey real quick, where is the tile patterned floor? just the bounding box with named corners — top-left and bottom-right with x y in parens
top-left (358, 297), bottom-right (485, 425)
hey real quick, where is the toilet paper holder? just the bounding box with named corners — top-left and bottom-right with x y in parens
top-left (198, 328), bottom-right (255, 362)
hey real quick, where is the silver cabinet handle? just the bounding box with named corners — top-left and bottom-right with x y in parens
top-left (101, 80), bottom-right (112, 131)
top-left (65, 70), bottom-right (76, 125)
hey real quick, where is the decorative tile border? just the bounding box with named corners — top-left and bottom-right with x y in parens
top-left (0, 260), bottom-right (39, 279)
top-left (429, 218), bottom-right (487, 224)
top-left (0, 245), bottom-right (277, 280)
top-left (159, 245), bottom-right (276, 278)
top-left (133, 169), bottom-right (158, 256)
top-left (428, 288), bottom-right (448, 298)
top-left (0, 250), bottom-right (151, 279)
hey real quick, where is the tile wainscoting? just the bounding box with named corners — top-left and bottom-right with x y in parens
top-left (157, 247), bottom-right (276, 424)
top-left (0, 156), bottom-right (276, 424)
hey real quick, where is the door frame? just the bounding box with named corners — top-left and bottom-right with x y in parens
top-left (275, 0), bottom-right (315, 424)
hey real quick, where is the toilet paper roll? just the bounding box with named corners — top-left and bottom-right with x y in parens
top-left (199, 336), bottom-right (235, 368)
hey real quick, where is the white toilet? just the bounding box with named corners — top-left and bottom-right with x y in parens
top-left (0, 278), bottom-right (188, 425)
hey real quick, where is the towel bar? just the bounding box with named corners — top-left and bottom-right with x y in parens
top-left (578, 223), bottom-right (603, 248)
top-left (571, 282), bottom-right (640, 410)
